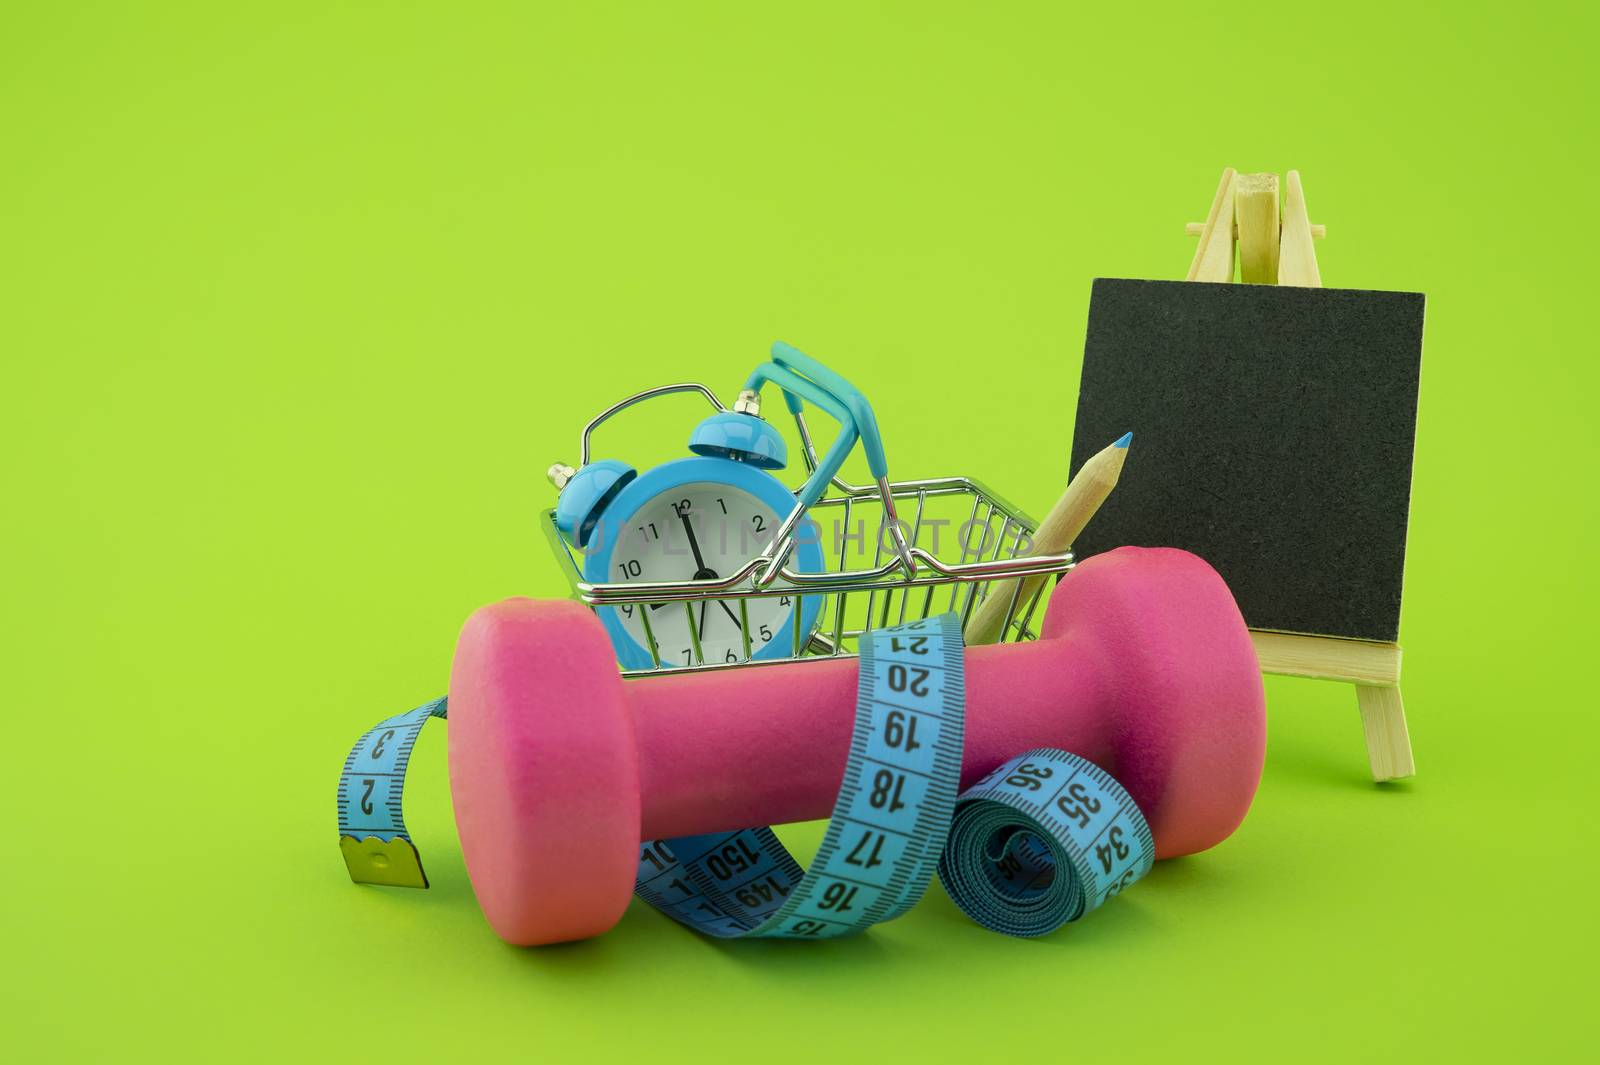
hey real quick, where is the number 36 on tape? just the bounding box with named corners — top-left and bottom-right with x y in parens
top-left (336, 614), bottom-right (1155, 939)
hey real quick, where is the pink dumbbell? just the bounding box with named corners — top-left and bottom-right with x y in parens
top-left (447, 545), bottom-right (1267, 946)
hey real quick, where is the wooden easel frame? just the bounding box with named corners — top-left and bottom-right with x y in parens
top-left (1185, 167), bottom-right (1416, 781)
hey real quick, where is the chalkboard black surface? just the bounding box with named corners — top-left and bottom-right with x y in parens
top-left (1070, 278), bottom-right (1425, 642)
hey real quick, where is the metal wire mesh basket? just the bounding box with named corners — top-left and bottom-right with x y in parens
top-left (542, 380), bottom-right (1074, 677)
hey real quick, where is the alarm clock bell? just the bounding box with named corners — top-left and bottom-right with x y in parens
top-left (549, 458), bottom-right (636, 548)
top-left (686, 405), bottom-right (787, 469)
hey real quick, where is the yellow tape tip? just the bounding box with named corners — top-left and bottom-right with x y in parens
top-left (340, 835), bottom-right (429, 889)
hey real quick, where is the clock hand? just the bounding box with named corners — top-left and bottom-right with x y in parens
top-left (690, 600), bottom-right (743, 646)
top-left (654, 515), bottom-right (744, 641)
top-left (679, 512), bottom-right (710, 573)
top-left (649, 515), bottom-right (718, 617)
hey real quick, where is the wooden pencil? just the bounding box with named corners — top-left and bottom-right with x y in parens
top-left (963, 432), bottom-right (1131, 645)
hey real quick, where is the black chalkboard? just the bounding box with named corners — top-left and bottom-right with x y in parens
top-left (1069, 278), bottom-right (1425, 642)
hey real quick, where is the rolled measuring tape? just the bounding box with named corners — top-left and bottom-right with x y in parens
top-left (335, 614), bottom-right (1156, 939)
top-left (937, 748), bottom-right (1155, 936)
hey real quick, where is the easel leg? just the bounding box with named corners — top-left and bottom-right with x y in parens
top-left (1355, 684), bottom-right (1415, 781)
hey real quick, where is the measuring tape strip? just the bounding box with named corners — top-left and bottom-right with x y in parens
top-left (335, 619), bottom-right (1156, 938)
top-left (337, 697), bottom-right (447, 889)
top-left (937, 747), bottom-right (1155, 937)
top-left (631, 611), bottom-right (965, 938)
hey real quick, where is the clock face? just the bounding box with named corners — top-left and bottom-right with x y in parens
top-left (595, 480), bottom-right (805, 666)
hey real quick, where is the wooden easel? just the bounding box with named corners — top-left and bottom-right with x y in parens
top-left (1185, 167), bottom-right (1416, 782)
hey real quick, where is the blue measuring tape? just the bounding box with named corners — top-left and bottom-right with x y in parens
top-left (937, 748), bottom-right (1156, 936)
top-left (337, 697), bottom-right (447, 889)
top-left (632, 612), bottom-right (964, 937)
top-left (336, 615), bottom-right (1155, 937)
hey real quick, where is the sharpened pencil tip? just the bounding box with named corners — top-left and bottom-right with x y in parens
top-left (1114, 431), bottom-right (1132, 448)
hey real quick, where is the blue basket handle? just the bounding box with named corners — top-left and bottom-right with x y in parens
top-left (770, 342), bottom-right (890, 478)
top-left (745, 342), bottom-right (887, 511)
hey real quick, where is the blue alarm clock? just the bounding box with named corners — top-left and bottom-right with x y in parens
top-left (549, 343), bottom-right (881, 670)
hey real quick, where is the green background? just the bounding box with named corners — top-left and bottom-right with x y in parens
top-left (4, 2), bottom-right (1595, 1060)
